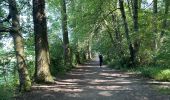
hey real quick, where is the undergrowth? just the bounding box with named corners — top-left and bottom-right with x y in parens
top-left (134, 66), bottom-right (170, 81)
top-left (109, 62), bottom-right (170, 81)
top-left (0, 84), bottom-right (16, 100)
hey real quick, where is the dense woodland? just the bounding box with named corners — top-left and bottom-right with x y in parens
top-left (0, 0), bottom-right (170, 99)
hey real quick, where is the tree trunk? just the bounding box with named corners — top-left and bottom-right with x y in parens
top-left (133, 0), bottom-right (138, 32)
top-left (159, 0), bottom-right (170, 48)
top-left (87, 40), bottom-right (92, 60)
top-left (127, 0), bottom-right (133, 18)
top-left (133, 0), bottom-right (140, 63)
top-left (60, 0), bottom-right (71, 68)
top-left (160, 0), bottom-right (169, 37)
top-left (153, 0), bottom-right (158, 50)
top-left (33, 0), bottom-right (54, 83)
top-left (8, 0), bottom-right (31, 91)
top-left (75, 52), bottom-right (81, 64)
top-left (119, 0), bottom-right (135, 66)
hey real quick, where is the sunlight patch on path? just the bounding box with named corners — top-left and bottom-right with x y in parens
top-left (18, 61), bottom-right (170, 100)
top-left (98, 91), bottom-right (113, 96)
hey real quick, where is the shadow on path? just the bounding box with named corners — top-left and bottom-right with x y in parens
top-left (16, 61), bottom-right (170, 100)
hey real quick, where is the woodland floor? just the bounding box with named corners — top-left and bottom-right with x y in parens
top-left (16, 61), bottom-right (170, 100)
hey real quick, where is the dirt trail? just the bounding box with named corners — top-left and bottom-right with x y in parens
top-left (17, 61), bottom-right (170, 100)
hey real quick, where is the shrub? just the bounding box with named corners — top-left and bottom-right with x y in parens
top-left (0, 84), bottom-right (16, 100)
top-left (135, 66), bottom-right (170, 81)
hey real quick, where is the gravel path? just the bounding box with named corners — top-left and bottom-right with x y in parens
top-left (17, 61), bottom-right (170, 100)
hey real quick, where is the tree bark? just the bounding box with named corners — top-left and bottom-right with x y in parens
top-left (133, 0), bottom-right (138, 32)
top-left (60, 0), bottom-right (71, 67)
top-left (119, 0), bottom-right (135, 66)
top-left (160, 0), bottom-right (169, 37)
top-left (158, 0), bottom-right (170, 48)
top-left (33, 0), bottom-right (54, 83)
top-left (133, 0), bottom-right (140, 63)
top-left (153, 0), bottom-right (158, 50)
top-left (127, 0), bottom-right (133, 18)
top-left (8, 0), bottom-right (31, 91)
top-left (87, 40), bottom-right (92, 60)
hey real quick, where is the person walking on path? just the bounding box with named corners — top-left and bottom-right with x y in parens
top-left (99, 54), bottom-right (103, 67)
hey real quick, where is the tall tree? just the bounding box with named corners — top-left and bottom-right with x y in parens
top-left (60, 0), bottom-right (71, 67)
top-left (133, 0), bottom-right (140, 63)
top-left (133, 0), bottom-right (138, 32)
top-left (33, 0), bottom-right (54, 83)
top-left (161, 0), bottom-right (170, 37)
top-left (153, 0), bottom-right (158, 50)
top-left (8, 0), bottom-right (31, 91)
top-left (158, 0), bottom-right (170, 49)
top-left (119, 0), bottom-right (135, 66)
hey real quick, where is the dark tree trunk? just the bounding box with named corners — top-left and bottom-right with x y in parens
top-left (8, 0), bottom-right (31, 91)
top-left (60, 0), bottom-right (71, 67)
top-left (153, 0), bottom-right (158, 14)
top-left (119, 0), bottom-right (135, 66)
top-left (75, 52), bottom-right (81, 64)
top-left (133, 0), bottom-right (138, 32)
top-left (133, 0), bottom-right (140, 63)
top-left (33, 0), bottom-right (54, 83)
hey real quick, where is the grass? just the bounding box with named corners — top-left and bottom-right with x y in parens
top-left (109, 62), bottom-right (170, 81)
top-left (158, 87), bottom-right (170, 94)
top-left (133, 66), bottom-right (170, 81)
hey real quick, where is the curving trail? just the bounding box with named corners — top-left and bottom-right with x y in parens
top-left (17, 61), bottom-right (170, 100)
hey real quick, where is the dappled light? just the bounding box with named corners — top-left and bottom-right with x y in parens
top-left (1, 0), bottom-right (170, 99)
top-left (98, 91), bottom-right (113, 96)
top-left (99, 72), bottom-right (129, 78)
top-left (17, 61), bottom-right (170, 100)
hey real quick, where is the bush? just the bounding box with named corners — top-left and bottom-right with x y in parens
top-left (0, 84), bottom-right (16, 100)
top-left (135, 66), bottom-right (170, 81)
top-left (50, 58), bottom-right (65, 75)
top-left (155, 69), bottom-right (170, 81)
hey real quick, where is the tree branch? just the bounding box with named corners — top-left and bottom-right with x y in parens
top-left (0, 27), bottom-right (11, 32)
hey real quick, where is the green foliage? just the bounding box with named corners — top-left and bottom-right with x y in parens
top-left (157, 87), bottom-right (170, 94)
top-left (25, 33), bottom-right (35, 79)
top-left (27, 61), bottom-right (35, 79)
top-left (156, 35), bottom-right (170, 65)
top-left (49, 36), bottom-right (65, 75)
top-left (0, 84), bottom-right (16, 100)
top-left (134, 66), bottom-right (170, 81)
top-left (1, 0), bottom-right (170, 98)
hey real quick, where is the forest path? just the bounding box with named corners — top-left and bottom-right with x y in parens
top-left (17, 61), bottom-right (170, 100)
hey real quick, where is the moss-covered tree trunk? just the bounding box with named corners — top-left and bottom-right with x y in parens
top-left (8, 0), bottom-right (31, 91)
top-left (33, 0), bottom-right (54, 83)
